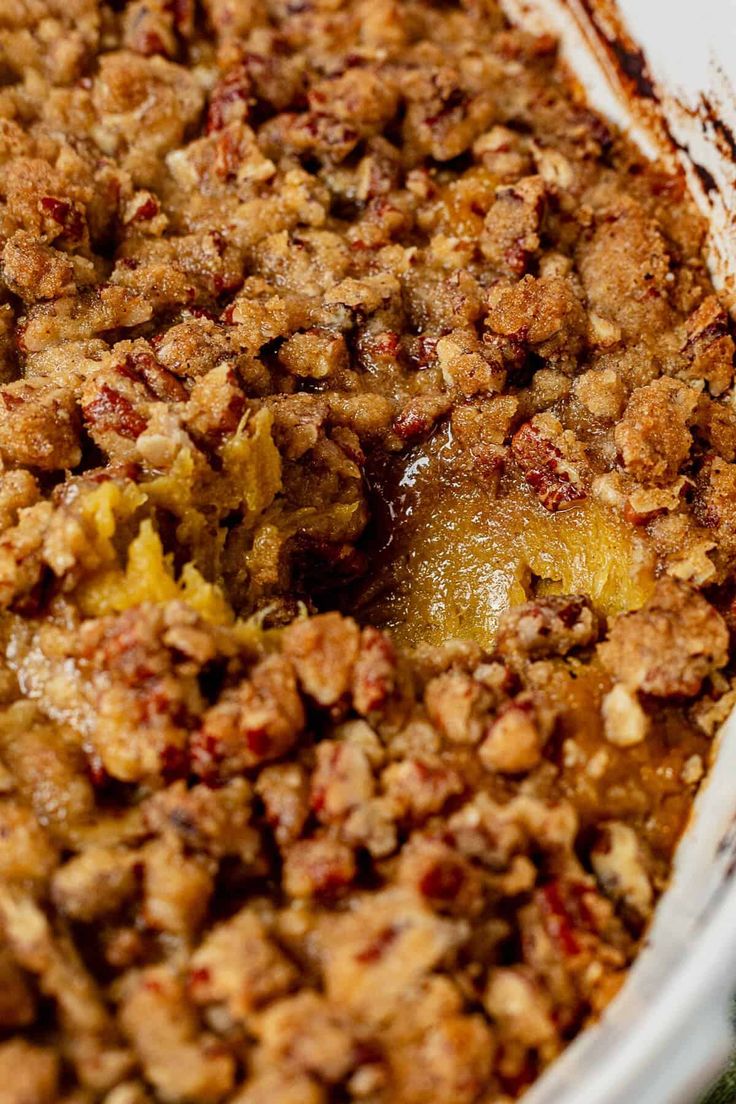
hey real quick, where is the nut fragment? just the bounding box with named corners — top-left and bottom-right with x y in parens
top-left (591, 821), bottom-right (653, 919)
top-left (479, 694), bottom-right (552, 774)
top-left (681, 754), bottom-right (704, 785)
top-left (511, 416), bottom-right (587, 511)
top-left (601, 684), bottom-right (649, 747)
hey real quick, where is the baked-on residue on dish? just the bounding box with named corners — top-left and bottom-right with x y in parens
top-left (0, 1), bottom-right (734, 1101)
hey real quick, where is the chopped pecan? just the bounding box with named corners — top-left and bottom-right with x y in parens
top-left (425, 670), bottom-right (491, 745)
top-left (39, 195), bottom-right (86, 245)
top-left (192, 655), bottom-right (305, 780)
top-left (352, 627), bottom-right (397, 715)
top-left (82, 344), bottom-right (187, 459)
top-left (479, 692), bottom-right (554, 774)
top-left (382, 757), bottom-right (464, 821)
top-left (393, 394), bottom-right (451, 442)
top-left (189, 909), bottom-right (297, 1019)
top-left (310, 740), bottom-right (374, 824)
top-left (260, 111), bottom-right (360, 164)
top-left (481, 176), bottom-right (546, 276)
top-left (282, 613), bottom-right (360, 707)
top-left (83, 383), bottom-right (148, 442)
top-left (680, 294), bottom-right (735, 395)
top-left (183, 364), bottom-right (245, 446)
top-left (119, 967), bottom-right (235, 1102)
top-left (497, 595), bottom-right (599, 660)
top-left (601, 684), bottom-right (650, 747)
top-left (398, 834), bottom-right (484, 916)
top-left (123, 191), bottom-right (162, 225)
top-left (484, 968), bottom-right (556, 1053)
top-left (282, 836), bottom-right (357, 898)
top-left (535, 879), bottom-right (593, 957)
top-left (123, 0), bottom-right (179, 57)
top-left (255, 764), bottom-right (310, 847)
top-left (206, 64), bottom-right (253, 133)
top-left (591, 822), bottom-right (653, 920)
top-left (511, 416), bottom-right (587, 511)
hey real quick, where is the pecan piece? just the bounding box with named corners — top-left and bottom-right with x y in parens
top-left (497, 595), bottom-right (599, 660)
top-left (511, 416), bottom-right (586, 511)
top-left (192, 655), bottom-right (305, 781)
top-left (260, 111), bottom-right (360, 164)
top-left (38, 195), bottom-right (86, 245)
top-left (206, 64), bottom-right (253, 133)
top-left (83, 383), bottom-right (148, 442)
top-left (478, 692), bottom-right (554, 774)
top-left (310, 740), bottom-right (374, 824)
top-left (393, 394), bottom-right (452, 442)
top-left (352, 626), bottom-right (397, 715)
top-left (283, 836), bottom-right (357, 898)
top-left (681, 294), bottom-right (735, 396)
top-left (481, 175), bottom-right (546, 276)
top-left (282, 612), bottom-right (360, 708)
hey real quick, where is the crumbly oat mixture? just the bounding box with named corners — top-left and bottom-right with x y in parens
top-left (0, 1), bottom-right (734, 1102)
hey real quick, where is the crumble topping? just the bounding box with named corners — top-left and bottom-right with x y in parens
top-left (0, 1), bottom-right (734, 1102)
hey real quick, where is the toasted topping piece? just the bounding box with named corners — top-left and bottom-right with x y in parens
top-left (511, 415), bottom-right (588, 512)
top-left (497, 595), bottom-right (599, 660)
top-left (0, 381), bottom-right (80, 471)
top-left (601, 685), bottom-right (650, 747)
top-left (600, 578), bottom-right (728, 696)
top-left (591, 822), bottom-right (653, 920)
top-left (615, 378), bottom-right (697, 486)
top-left (479, 693), bottom-right (554, 774)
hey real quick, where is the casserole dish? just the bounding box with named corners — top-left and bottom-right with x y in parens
top-left (0, 1), bottom-right (734, 1101)
top-left (503, 2), bottom-right (736, 1101)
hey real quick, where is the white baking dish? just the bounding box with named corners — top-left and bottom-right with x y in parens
top-left (497, 3), bottom-right (736, 1101)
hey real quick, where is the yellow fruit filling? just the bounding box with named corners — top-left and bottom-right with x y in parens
top-left (361, 430), bottom-right (655, 649)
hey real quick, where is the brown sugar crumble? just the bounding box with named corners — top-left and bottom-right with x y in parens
top-left (0, 1), bottom-right (734, 1101)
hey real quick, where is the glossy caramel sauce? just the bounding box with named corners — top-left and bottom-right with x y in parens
top-left (542, 659), bottom-right (707, 866)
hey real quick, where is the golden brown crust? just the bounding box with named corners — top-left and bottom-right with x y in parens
top-left (599, 578), bottom-right (729, 696)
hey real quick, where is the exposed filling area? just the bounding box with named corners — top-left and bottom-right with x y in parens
top-left (358, 423), bottom-right (655, 647)
top-left (0, 1), bottom-right (734, 1103)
